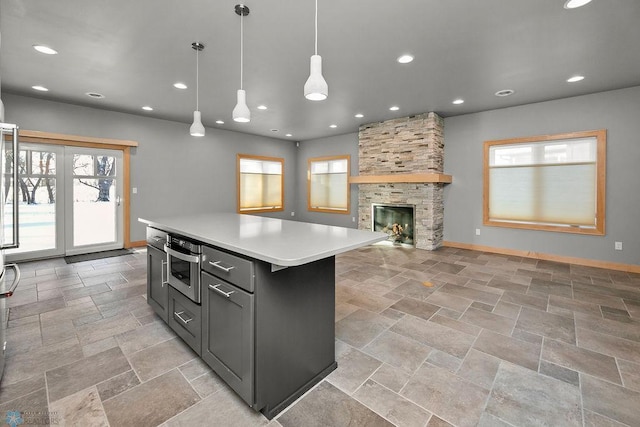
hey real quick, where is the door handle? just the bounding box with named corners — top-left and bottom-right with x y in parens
top-left (209, 283), bottom-right (235, 298)
top-left (0, 264), bottom-right (21, 298)
top-left (161, 261), bottom-right (168, 287)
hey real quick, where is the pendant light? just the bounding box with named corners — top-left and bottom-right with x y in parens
top-left (304, 0), bottom-right (328, 101)
top-left (189, 42), bottom-right (205, 137)
top-left (233, 4), bottom-right (250, 123)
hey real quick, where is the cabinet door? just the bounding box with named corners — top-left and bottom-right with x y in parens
top-left (202, 272), bottom-right (254, 405)
top-left (147, 245), bottom-right (169, 322)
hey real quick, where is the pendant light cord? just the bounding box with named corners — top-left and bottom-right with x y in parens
top-left (196, 45), bottom-right (200, 110)
top-left (240, 11), bottom-right (244, 90)
top-left (314, 0), bottom-right (318, 55)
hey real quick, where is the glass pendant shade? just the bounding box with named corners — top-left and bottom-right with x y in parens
top-left (304, 55), bottom-right (328, 101)
top-left (190, 110), bottom-right (205, 136)
top-left (233, 89), bottom-right (250, 123)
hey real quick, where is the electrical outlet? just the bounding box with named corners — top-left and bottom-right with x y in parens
top-left (615, 241), bottom-right (623, 251)
top-left (132, 187), bottom-right (138, 194)
top-left (475, 228), bottom-right (481, 236)
top-left (352, 217), bottom-right (356, 222)
top-left (291, 211), bottom-right (295, 217)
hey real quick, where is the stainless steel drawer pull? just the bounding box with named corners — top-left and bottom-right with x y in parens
top-left (209, 284), bottom-right (235, 298)
top-left (209, 260), bottom-right (235, 272)
top-left (174, 311), bottom-right (193, 324)
top-left (152, 236), bottom-right (164, 242)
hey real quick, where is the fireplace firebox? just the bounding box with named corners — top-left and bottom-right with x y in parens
top-left (372, 203), bottom-right (415, 246)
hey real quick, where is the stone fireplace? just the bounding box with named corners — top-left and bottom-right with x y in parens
top-left (356, 112), bottom-right (446, 250)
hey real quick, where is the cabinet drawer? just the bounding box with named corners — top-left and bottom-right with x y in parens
top-left (146, 227), bottom-right (167, 251)
top-left (202, 246), bottom-right (254, 292)
top-left (168, 286), bottom-right (201, 355)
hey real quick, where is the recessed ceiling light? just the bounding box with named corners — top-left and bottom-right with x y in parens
top-left (216, 120), bottom-right (225, 124)
top-left (142, 106), bottom-right (153, 111)
top-left (257, 105), bottom-right (267, 110)
top-left (389, 106), bottom-right (399, 111)
top-left (397, 54), bottom-right (414, 64)
top-left (567, 75), bottom-right (585, 83)
top-left (495, 89), bottom-right (515, 97)
top-left (285, 133), bottom-right (292, 137)
top-left (564, 0), bottom-right (592, 9)
top-left (355, 113), bottom-right (364, 118)
top-left (329, 124), bottom-right (337, 128)
top-left (173, 82), bottom-right (187, 89)
top-left (452, 99), bottom-right (465, 105)
top-left (32, 85), bottom-right (49, 92)
top-left (85, 92), bottom-right (105, 99)
top-left (33, 45), bottom-right (58, 55)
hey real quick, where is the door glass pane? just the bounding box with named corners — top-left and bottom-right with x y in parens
top-left (6, 149), bottom-right (58, 254)
top-left (73, 154), bottom-right (94, 176)
top-left (72, 152), bottom-right (118, 248)
top-left (73, 177), bottom-right (116, 246)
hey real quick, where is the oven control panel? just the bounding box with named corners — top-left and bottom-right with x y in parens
top-left (168, 235), bottom-right (202, 254)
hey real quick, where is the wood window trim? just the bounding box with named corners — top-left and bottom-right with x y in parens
top-left (307, 154), bottom-right (351, 214)
top-left (17, 130), bottom-right (138, 248)
top-left (236, 153), bottom-right (285, 214)
top-left (483, 129), bottom-right (606, 235)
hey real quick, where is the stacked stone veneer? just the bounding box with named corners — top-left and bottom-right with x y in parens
top-left (357, 112), bottom-right (445, 250)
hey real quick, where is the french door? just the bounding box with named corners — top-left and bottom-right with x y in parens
top-left (65, 147), bottom-right (124, 256)
top-left (5, 143), bottom-right (123, 261)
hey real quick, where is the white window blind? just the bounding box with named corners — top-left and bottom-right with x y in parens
top-left (238, 157), bottom-right (283, 212)
top-left (488, 137), bottom-right (599, 228)
top-left (308, 157), bottom-right (349, 212)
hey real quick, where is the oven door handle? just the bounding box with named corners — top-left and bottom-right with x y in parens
top-left (164, 245), bottom-right (200, 264)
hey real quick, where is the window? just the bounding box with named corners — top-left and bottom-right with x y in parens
top-left (307, 155), bottom-right (350, 213)
top-left (237, 154), bottom-right (284, 213)
top-left (484, 130), bottom-right (606, 235)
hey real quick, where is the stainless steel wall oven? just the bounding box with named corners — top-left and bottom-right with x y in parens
top-left (164, 235), bottom-right (202, 303)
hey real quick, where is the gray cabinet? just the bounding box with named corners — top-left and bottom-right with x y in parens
top-left (168, 286), bottom-right (201, 355)
top-left (202, 271), bottom-right (254, 405)
top-left (145, 224), bottom-right (339, 420)
top-left (146, 245), bottom-right (168, 322)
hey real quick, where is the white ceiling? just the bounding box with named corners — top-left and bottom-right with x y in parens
top-left (1, 0), bottom-right (639, 141)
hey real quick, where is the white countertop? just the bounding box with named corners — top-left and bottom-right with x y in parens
top-left (139, 213), bottom-right (387, 267)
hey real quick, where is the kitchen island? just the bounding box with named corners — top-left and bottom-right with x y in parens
top-left (139, 213), bottom-right (386, 419)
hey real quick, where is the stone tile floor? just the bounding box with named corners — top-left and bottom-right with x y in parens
top-left (1, 245), bottom-right (639, 426)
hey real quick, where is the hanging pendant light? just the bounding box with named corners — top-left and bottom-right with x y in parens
top-left (304, 0), bottom-right (328, 101)
top-left (233, 4), bottom-right (250, 123)
top-left (189, 42), bottom-right (205, 136)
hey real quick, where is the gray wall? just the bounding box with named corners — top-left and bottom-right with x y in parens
top-left (443, 86), bottom-right (640, 265)
top-left (295, 132), bottom-right (359, 228)
top-left (4, 93), bottom-right (297, 243)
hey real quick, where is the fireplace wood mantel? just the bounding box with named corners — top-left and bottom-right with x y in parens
top-left (349, 173), bottom-right (452, 184)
